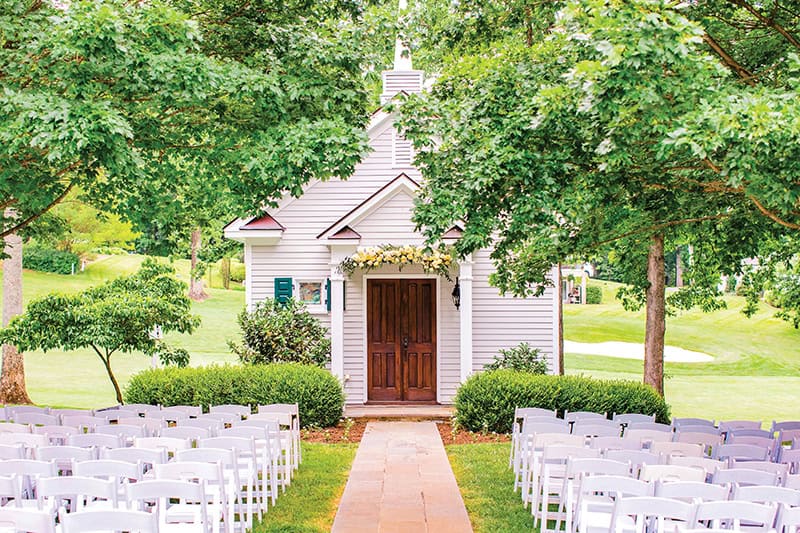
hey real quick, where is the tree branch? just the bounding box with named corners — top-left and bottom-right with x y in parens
top-left (0, 182), bottom-right (74, 239)
top-left (592, 214), bottom-right (733, 247)
top-left (748, 195), bottom-right (800, 230)
top-left (731, 0), bottom-right (800, 50)
top-left (702, 32), bottom-right (756, 84)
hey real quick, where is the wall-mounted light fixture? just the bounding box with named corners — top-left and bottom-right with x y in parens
top-left (451, 277), bottom-right (461, 310)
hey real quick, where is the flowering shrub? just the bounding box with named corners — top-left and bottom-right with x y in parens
top-left (339, 244), bottom-right (453, 279)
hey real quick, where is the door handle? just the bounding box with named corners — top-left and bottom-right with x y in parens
top-left (402, 336), bottom-right (409, 349)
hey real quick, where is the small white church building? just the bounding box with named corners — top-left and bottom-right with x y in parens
top-left (225, 32), bottom-right (559, 405)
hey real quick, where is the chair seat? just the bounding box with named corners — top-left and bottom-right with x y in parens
top-left (581, 510), bottom-right (635, 533)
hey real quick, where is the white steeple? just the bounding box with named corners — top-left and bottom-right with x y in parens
top-left (380, 0), bottom-right (424, 104)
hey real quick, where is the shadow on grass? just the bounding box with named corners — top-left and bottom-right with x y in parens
top-left (252, 442), bottom-right (357, 533)
top-left (447, 442), bottom-right (534, 533)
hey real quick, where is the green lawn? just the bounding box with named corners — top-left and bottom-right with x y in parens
top-left (1, 255), bottom-right (243, 408)
top-left (564, 279), bottom-right (800, 421)
top-left (253, 443), bottom-right (357, 533)
top-left (447, 442), bottom-right (532, 533)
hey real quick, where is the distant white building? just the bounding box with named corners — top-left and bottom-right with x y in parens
top-left (225, 27), bottom-right (558, 404)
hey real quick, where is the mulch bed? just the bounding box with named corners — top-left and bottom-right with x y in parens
top-left (301, 418), bottom-right (510, 445)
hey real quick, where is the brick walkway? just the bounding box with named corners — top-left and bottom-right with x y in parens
top-left (331, 421), bottom-right (473, 533)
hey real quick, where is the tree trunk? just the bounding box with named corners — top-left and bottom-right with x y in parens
top-left (188, 227), bottom-right (208, 301)
top-left (99, 352), bottom-right (124, 405)
top-left (221, 257), bottom-right (231, 290)
top-left (1, 227), bottom-right (32, 404)
top-left (675, 248), bottom-right (683, 288)
top-left (556, 263), bottom-right (564, 375)
top-left (643, 233), bottom-right (666, 396)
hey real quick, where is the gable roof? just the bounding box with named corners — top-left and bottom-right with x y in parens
top-left (240, 213), bottom-right (285, 231)
top-left (223, 212), bottom-right (285, 244)
top-left (317, 173), bottom-right (420, 241)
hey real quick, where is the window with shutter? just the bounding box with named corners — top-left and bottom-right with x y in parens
top-left (274, 277), bottom-right (293, 304)
top-left (325, 279), bottom-right (345, 313)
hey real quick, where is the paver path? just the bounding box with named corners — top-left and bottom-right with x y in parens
top-left (331, 421), bottom-right (473, 533)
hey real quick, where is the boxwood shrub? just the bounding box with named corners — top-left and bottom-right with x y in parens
top-left (585, 285), bottom-right (603, 304)
top-left (23, 245), bottom-right (79, 275)
top-left (455, 370), bottom-right (670, 433)
top-left (124, 363), bottom-right (344, 428)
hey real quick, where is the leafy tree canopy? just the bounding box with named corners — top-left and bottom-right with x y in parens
top-left (0, 260), bottom-right (199, 403)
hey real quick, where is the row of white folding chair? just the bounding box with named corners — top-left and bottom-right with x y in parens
top-left (257, 404), bottom-right (302, 469)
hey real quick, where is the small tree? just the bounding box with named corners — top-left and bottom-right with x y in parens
top-left (229, 299), bottom-right (331, 368)
top-left (0, 260), bottom-right (199, 404)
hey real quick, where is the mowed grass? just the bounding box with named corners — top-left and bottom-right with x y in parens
top-left (0, 254), bottom-right (243, 408)
top-left (252, 443), bottom-right (357, 533)
top-left (447, 443), bottom-right (532, 533)
top-left (564, 279), bottom-right (800, 420)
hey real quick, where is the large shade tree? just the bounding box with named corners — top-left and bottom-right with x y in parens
top-left (0, 0), bottom-right (371, 402)
top-left (400, 0), bottom-right (794, 395)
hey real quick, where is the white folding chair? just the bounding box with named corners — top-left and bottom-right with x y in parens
top-left (520, 432), bottom-right (584, 507)
top-left (133, 436), bottom-right (191, 460)
top-left (654, 480), bottom-right (729, 503)
top-left (609, 496), bottom-right (695, 533)
top-left (535, 445), bottom-right (599, 531)
top-left (154, 461), bottom-right (230, 533)
top-left (209, 405), bottom-right (250, 420)
top-left (59, 508), bottom-right (158, 532)
top-left (257, 404), bottom-right (301, 468)
top-left (0, 423), bottom-right (32, 434)
top-left (558, 458), bottom-right (631, 533)
top-left (31, 425), bottom-right (78, 446)
top-left (116, 404), bottom-right (160, 417)
top-left (117, 416), bottom-right (167, 437)
top-left (73, 459), bottom-right (141, 502)
top-left (777, 503), bottom-right (800, 533)
top-left (651, 441), bottom-right (704, 459)
top-left (0, 460), bottom-right (56, 501)
top-left (667, 455), bottom-right (726, 481)
top-left (34, 446), bottom-right (95, 475)
top-left (574, 475), bottom-right (652, 533)
top-left (639, 464), bottom-right (705, 483)
top-left (590, 436), bottom-right (642, 452)
top-left (126, 479), bottom-right (211, 532)
top-left (200, 436), bottom-right (268, 516)
top-left (0, 507), bottom-right (55, 532)
top-left (10, 413), bottom-right (59, 427)
top-left (613, 413), bottom-right (656, 426)
top-left (0, 445), bottom-right (24, 461)
top-left (159, 426), bottom-right (212, 446)
top-left (177, 448), bottom-right (253, 533)
top-left (101, 447), bottom-right (167, 479)
top-left (692, 500), bottom-right (777, 531)
top-left (67, 433), bottom-right (123, 450)
top-left (36, 475), bottom-right (117, 515)
top-left (604, 449), bottom-right (660, 478)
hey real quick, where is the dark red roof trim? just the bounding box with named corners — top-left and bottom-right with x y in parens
top-left (330, 226), bottom-right (361, 240)
top-left (442, 225), bottom-right (463, 239)
top-left (241, 213), bottom-right (285, 231)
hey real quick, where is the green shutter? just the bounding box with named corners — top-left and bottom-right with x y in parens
top-left (325, 279), bottom-right (346, 312)
top-left (274, 277), bottom-right (293, 304)
top-left (326, 279), bottom-right (332, 312)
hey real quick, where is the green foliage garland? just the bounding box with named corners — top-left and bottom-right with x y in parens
top-left (339, 244), bottom-right (453, 279)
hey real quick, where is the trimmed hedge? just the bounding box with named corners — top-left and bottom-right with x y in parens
top-left (124, 363), bottom-right (344, 428)
top-left (585, 285), bottom-right (603, 304)
top-left (23, 246), bottom-right (79, 275)
top-left (454, 370), bottom-right (670, 433)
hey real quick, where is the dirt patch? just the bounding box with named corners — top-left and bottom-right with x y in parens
top-left (301, 419), bottom-right (510, 445)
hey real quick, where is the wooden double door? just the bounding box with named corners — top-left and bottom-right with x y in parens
top-left (367, 279), bottom-right (436, 402)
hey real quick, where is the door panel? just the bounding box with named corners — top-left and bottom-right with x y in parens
top-left (367, 279), bottom-right (436, 402)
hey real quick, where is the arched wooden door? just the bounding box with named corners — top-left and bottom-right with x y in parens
top-left (367, 279), bottom-right (436, 402)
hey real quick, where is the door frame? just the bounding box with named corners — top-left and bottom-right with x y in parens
top-left (362, 273), bottom-right (441, 404)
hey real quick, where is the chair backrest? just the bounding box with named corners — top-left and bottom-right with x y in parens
top-left (73, 459), bottom-right (141, 483)
top-left (133, 436), bottom-right (190, 457)
top-left (719, 420), bottom-right (762, 432)
top-left (713, 443), bottom-right (771, 463)
top-left (728, 434), bottom-right (778, 450)
top-left (11, 412), bottom-right (59, 426)
top-left (94, 424), bottom-right (146, 440)
top-left (248, 411), bottom-right (292, 427)
top-left (676, 424), bottom-right (721, 436)
top-left (67, 433), bottom-right (123, 450)
top-left (520, 419), bottom-right (570, 435)
top-left (542, 445), bottom-right (599, 464)
top-left (610, 496), bottom-right (695, 533)
top-left (31, 425), bottom-right (78, 446)
top-left (201, 412), bottom-right (240, 425)
top-left (0, 432), bottom-right (48, 453)
top-left (209, 404), bottom-right (250, 418)
top-left (116, 404), bottom-right (160, 416)
top-left (165, 405), bottom-right (203, 418)
top-left (176, 447), bottom-right (236, 468)
top-left (531, 432), bottom-right (585, 449)
top-left (651, 441), bottom-right (704, 458)
top-left (50, 409), bottom-right (93, 418)
top-left (571, 421), bottom-right (621, 438)
top-left (625, 422), bottom-right (672, 433)
top-left (0, 459), bottom-right (56, 478)
top-left (731, 460), bottom-right (789, 483)
top-left (579, 474), bottom-right (653, 499)
top-left (732, 483), bottom-right (800, 507)
top-left (613, 413), bottom-right (656, 425)
top-left (60, 415), bottom-right (107, 431)
top-left (0, 474), bottom-right (22, 504)
top-left (728, 428), bottom-right (773, 440)
top-left (101, 447), bottom-right (167, 474)
top-left (176, 418), bottom-right (222, 432)
top-left (777, 503), bottom-right (800, 533)
top-left (624, 429), bottom-right (673, 446)
top-left (567, 457), bottom-right (631, 479)
top-left (639, 464), bottom-right (706, 483)
top-left (590, 436), bottom-right (642, 452)
top-left (779, 448), bottom-right (800, 475)
top-left (0, 444), bottom-right (24, 460)
top-left (654, 480), bottom-right (729, 502)
top-left (6, 406), bottom-right (50, 417)
top-left (786, 474), bottom-right (800, 490)
top-left (199, 436), bottom-right (257, 459)
top-left (667, 455), bottom-right (726, 478)
top-left (712, 467), bottom-right (779, 487)
top-left (514, 407), bottom-right (557, 420)
top-left (154, 460), bottom-right (224, 489)
top-left (37, 476), bottom-right (117, 512)
top-left (0, 422), bottom-right (31, 434)
top-left (673, 417), bottom-right (716, 429)
top-left (0, 507), bottom-right (55, 533)
top-left (675, 431), bottom-right (724, 452)
top-left (565, 411), bottom-right (607, 423)
top-left (773, 421), bottom-right (800, 433)
top-left (692, 500), bottom-right (777, 531)
top-left (158, 426), bottom-right (212, 443)
top-left (59, 509), bottom-right (158, 533)
top-left (117, 417), bottom-right (166, 436)
top-left (125, 479), bottom-right (208, 520)
top-left (148, 406), bottom-right (190, 422)
top-left (605, 450), bottom-right (661, 476)
top-left (35, 445), bottom-right (95, 464)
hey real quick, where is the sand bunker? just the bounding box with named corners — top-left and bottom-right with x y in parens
top-left (564, 340), bottom-right (714, 363)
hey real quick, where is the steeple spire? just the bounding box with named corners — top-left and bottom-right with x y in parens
top-left (380, 0), bottom-right (423, 104)
top-left (393, 0), bottom-right (412, 70)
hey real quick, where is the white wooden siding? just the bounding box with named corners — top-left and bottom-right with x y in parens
top-left (471, 249), bottom-right (556, 373)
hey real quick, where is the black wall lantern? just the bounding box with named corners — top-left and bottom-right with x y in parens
top-left (451, 277), bottom-right (461, 310)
